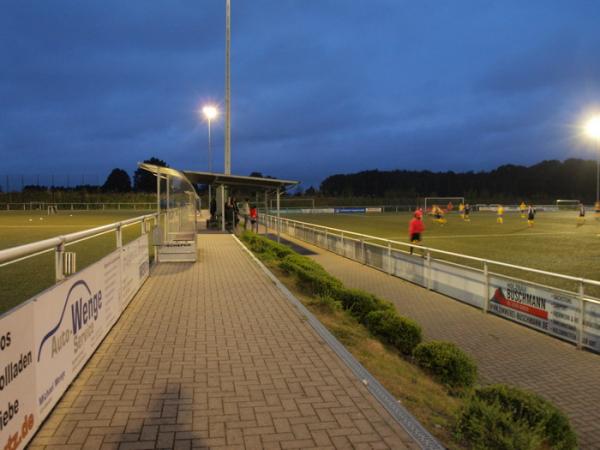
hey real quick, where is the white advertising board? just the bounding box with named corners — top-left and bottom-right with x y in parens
top-left (431, 261), bottom-right (485, 309)
top-left (120, 234), bottom-right (149, 310)
top-left (488, 276), bottom-right (583, 344)
top-left (0, 302), bottom-right (37, 450)
top-left (34, 251), bottom-right (121, 418)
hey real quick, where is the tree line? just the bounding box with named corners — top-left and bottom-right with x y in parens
top-left (318, 159), bottom-right (599, 202)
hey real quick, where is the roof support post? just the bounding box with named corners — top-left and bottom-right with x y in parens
top-left (276, 187), bottom-right (281, 243)
top-left (221, 185), bottom-right (226, 232)
top-left (264, 190), bottom-right (268, 235)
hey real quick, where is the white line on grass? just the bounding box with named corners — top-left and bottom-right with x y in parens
top-left (385, 231), bottom-right (581, 240)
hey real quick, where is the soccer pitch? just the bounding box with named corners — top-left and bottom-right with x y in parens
top-left (285, 210), bottom-right (600, 296)
top-left (0, 210), bottom-right (153, 314)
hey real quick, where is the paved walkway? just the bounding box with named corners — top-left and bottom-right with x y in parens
top-left (277, 233), bottom-right (600, 448)
top-left (30, 234), bottom-right (421, 450)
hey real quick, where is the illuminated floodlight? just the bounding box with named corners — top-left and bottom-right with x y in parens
top-left (202, 105), bottom-right (218, 120)
top-left (585, 116), bottom-right (600, 139)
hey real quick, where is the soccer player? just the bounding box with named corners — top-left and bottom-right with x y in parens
top-left (520, 201), bottom-right (526, 219)
top-left (496, 204), bottom-right (504, 224)
top-left (433, 205), bottom-right (446, 224)
top-left (527, 205), bottom-right (536, 227)
top-left (458, 202), bottom-right (465, 219)
top-left (577, 203), bottom-right (586, 225)
top-left (464, 203), bottom-right (471, 221)
top-left (408, 211), bottom-right (425, 254)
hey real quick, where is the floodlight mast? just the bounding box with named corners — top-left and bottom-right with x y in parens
top-left (202, 105), bottom-right (218, 206)
top-left (585, 116), bottom-right (600, 207)
top-left (225, 0), bottom-right (231, 175)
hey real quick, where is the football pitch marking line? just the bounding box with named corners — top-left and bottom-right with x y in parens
top-left (386, 231), bottom-right (581, 240)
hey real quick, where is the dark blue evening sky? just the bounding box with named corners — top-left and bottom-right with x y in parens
top-left (2, 0), bottom-right (600, 188)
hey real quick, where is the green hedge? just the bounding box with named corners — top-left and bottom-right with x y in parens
top-left (365, 310), bottom-right (422, 355)
top-left (456, 385), bottom-right (577, 450)
top-left (241, 231), bottom-right (294, 259)
top-left (413, 341), bottom-right (477, 389)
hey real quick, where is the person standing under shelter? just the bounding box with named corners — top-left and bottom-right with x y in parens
top-left (241, 198), bottom-right (251, 230)
top-left (210, 197), bottom-right (217, 221)
top-left (250, 204), bottom-right (259, 232)
top-left (408, 210), bottom-right (425, 255)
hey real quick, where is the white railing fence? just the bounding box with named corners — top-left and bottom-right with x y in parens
top-left (0, 212), bottom-right (161, 450)
top-left (263, 214), bottom-right (600, 354)
top-left (0, 202), bottom-right (156, 211)
top-left (0, 213), bottom-right (159, 282)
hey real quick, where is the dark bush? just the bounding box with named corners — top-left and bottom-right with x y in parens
top-left (456, 397), bottom-right (543, 450)
top-left (279, 255), bottom-right (343, 296)
top-left (413, 341), bottom-right (477, 389)
top-left (241, 231), bottom-right (294, 259)
top-left (365, 310), bottom-right (422, 355)
top-left (456, 385), bottom-right (577, 450)
top-left (334, 288), bottom-right (393, 322)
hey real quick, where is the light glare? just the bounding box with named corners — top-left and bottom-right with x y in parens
top-left (585, 116), bottom-right (600, 139)
top-left (202, 105), bottom-right (218, 120)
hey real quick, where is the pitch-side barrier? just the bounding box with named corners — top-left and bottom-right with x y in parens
top-left (0, 213), bottom-right (158, 450)
top-left (263, 214), bottom-right (600, 354)
top-left (0, 202), bottom-right (155, 211)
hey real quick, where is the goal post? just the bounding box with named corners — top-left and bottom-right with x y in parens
top-left (424, 197), bottom-right (465, 213)
top-left (556, 199), bottom-right (580, 210)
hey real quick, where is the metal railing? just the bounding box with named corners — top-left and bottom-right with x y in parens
top-left (0, 202), bottom-right (156, 211)
top-left (263, 214), bottom-right (600, 352)
top-left (0, 213), bottom-right (159, 283)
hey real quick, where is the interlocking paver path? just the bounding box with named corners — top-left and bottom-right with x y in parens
top-left (276, 232), bottom-right (600, 448)
top-left (29, 234), bottom-right (420, 450)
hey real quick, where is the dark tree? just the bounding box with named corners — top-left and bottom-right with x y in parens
top-left (304, 186), bottom-right (317, 196)
top-left (319, 158), bottom-right (598, 203)
top-left (103, 169), bottom-right (131, 192)
top-left (133, 157), bottom-right (168, 192)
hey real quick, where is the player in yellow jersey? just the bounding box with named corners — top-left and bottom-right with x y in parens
top-left (458, 202), bottom-right (465, 219)
top-left (496, 204), bottom-right (504, 224)
top-left (519, 201), bottom-right (526, 219)
top-left (432, 205), bottom-right (447, 225)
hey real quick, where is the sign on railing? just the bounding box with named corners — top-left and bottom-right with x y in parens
top-left (264, 214), bottom-right (600, 354)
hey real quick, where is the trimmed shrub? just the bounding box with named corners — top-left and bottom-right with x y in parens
top-left (334, 288), bottom-right (394, 323)
top-left (279, 255), bottom-right (343, 297)
top-left (365, 310), bottom-right (422, 355)
top-left (456, 385), bottom-right (577, 450)
top-left (241, 231), bottom-right (294, 259)
top-left (413, 341), bottom-right (477, 389)
top-left (455, 397), bottom-right (543, 450)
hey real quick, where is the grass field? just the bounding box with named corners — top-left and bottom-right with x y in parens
top-left (0, 210), bottom-right (155, 314)
top-left (285, 210), bottom-right (600, 296)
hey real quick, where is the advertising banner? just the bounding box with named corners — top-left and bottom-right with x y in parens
top-left (0, 302), bottom-right (37, 450)
top-left (335, 207), bottom-right (366, 214)
top-left (583, 301), bottom-right (600, 352)
top-left (488, 276), bottom-right (584, 344)
top-left (121, 234), bottom-right (150, 310)
top-left (365, 207), bottom-right (383, 213)
top-left (34, 251), bottom-right (121, 418)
